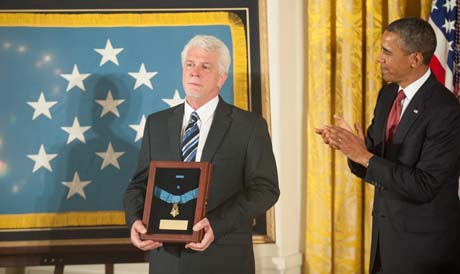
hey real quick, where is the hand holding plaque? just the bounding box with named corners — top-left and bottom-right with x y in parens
top-left (141, 161), bottom-right (212, 243)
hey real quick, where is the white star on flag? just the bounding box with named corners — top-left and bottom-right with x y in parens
top-left (442, 18), bottom-right (455, 34)
top-left (94, 39), bottom-right (124, 66)
top-left (432, 0), bottom-right (438, 11)
top-left (27, 144), bottom-right (58, 172)
top-left (128, 63), bottom-right (158, 90)
top-left (443, 0), bottom-right (456, 12)
top-left (448, 40), bottom-right (454, 52)
top-left (62, 172), bottom-right (92, 199)
top-left (60, 64), bottom-right (91, 92)
top-left (129, 115), bottom-right (146, 142)
top-left (96, 142), bottom-right (125, 170)
top-left (26, 92), bottom-right (58, 120)
top-left (61, 117), bottom-right (91, 144)
top-left (162, 89), bottom-right (184, 107)
top-left (95, 90), bottom-right (125, 117)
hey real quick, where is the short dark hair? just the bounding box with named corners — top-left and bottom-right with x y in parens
top-left (386, 17), bottom-right (436, 65)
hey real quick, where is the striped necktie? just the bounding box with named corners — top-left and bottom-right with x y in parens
top-left (181, 111), bottom-right (200, 162)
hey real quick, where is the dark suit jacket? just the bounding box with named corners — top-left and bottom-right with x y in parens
top-left (349, 73), bottom-right (460, 274)
top-left (124, 97), bottom-right (280, 274)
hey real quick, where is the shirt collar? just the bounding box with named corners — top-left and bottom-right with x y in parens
top-left (184, 95), bottom-right (219, 123)
top-left (399, 69), bottom-right (431, 102)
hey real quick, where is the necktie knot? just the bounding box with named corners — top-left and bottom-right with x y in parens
top-left (185, 111), bottom-right (200, 131)
top-left (395, 89), bottom-right (406, 104)
top-left (190, 111), bottom-right (199, 124)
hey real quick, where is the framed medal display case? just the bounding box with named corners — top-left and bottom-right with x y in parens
top-left (141, 161), bottom-right (212, 243)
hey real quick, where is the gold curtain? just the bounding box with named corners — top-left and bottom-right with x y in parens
top-left (304, 1), bottom-right (431, 273)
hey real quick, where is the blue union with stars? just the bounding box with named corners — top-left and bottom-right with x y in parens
top-left (0, 12), bottom-right (246, 229)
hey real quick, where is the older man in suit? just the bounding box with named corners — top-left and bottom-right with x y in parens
top-left (123, 35), bottom-right (280, 274)
top-left (316, 17), bottom-right (460, 274)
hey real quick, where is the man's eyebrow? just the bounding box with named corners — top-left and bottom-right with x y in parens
top-left (382, 47), bottom-right (391, 53)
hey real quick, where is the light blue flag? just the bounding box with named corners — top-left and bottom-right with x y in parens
top-left (0, 16), bottom-right (240, 228)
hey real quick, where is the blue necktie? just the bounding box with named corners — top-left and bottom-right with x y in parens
top-left (181, 111), bottom-right (200, 162)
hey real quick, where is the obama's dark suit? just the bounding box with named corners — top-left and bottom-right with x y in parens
top-left (124, 97), bottom-right (280, 274)
top-left (349, 73), bottom-right (460, 274)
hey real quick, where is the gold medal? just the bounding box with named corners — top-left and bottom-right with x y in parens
top-left (170, 203), bottom-right (179, 218)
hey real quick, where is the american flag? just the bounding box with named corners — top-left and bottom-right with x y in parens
top-left (0, 14), bottom-right (237, 229)
top-left (456, 0), bottom-right (460, 96)
top-left (428, 0), bottom-right (460, 98)
top-left (428, 1), bottom-right (460, 198)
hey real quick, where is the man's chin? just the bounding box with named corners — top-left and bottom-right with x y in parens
top-left (185, 93), bottom-right (204, 99)
top-left (381, 73), bottom-right (392, 83)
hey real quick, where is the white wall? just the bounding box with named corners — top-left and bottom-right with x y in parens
top-left (258, 0), bottom-right (305, 273)
top-left (3, 1), bottom-right (306, 273)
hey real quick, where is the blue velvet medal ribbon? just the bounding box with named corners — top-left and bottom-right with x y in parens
top-left (153, 186), bottom-right (198, 205)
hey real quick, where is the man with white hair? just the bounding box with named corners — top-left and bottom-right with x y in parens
top-left (124, 35), bottom-right (280, 274)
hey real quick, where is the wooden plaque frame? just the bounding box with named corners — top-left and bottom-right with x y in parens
top-left (141, 161), bottom-right (212, 243)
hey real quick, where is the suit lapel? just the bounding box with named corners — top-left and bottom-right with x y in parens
top-left (392, 74), bottom-right (435, 145)
top-left (201, 97), bottom-right (232, 162)
top-left (391, 97), bottom-right (425, 145)
top-left (168, 105), bottom-right (184, 161)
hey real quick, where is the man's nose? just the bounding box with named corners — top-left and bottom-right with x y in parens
top-left (376, 52), bottom-right (384, 63)
top-left (190, 66), bottom-right (200, 77)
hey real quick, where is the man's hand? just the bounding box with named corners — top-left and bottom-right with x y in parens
top-left (185, 217), bottom-right (214, 251)
top-left (333, 114), bottom-right (353, 132)
top-left (315, 115), bottom-right (373, 167)
top-left (130, 219), bottom-right (163, 251)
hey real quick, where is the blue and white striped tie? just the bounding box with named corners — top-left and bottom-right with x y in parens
top-left (181, 111), bottom-right (200, 162)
